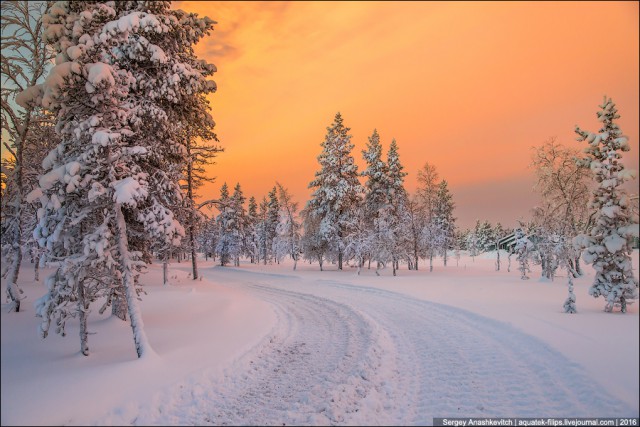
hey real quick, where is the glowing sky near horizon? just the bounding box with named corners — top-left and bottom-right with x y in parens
top-left (176, 1), bottom-right (639, 229)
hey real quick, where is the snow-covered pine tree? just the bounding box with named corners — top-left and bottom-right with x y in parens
top-left (514, 227), bottom-right (533, 280)
top-left (31, 0), bottom-right (217, 357)
top-left (475, 220), bottom-right (493, 253)
top-left (306, 112), bottom-right (362, 270)
top-left (574, 97), bottom-right (639, 312)
top-left (245, 196), bottom-right (259, 263)
top-left (433, 180), bottom-right (455, 267)
top-left (385, 138), bottom-right (409, 274)
top-left (361, 129), bottom-right (389, 269)
top-left (266, 186), bottom-right (280, 264)
top-left (1, 0), bottom-right (55, 312)
top-left (230, 183), bottom-right (246, 267)
top-left (215, 183), bottom-right (240, 266)
top-left (563, 273), bottom-right (577, 314)
top-left (466, 226), bottom-right (480, 261)
top-left (256, 196), bottom-right (269, 265)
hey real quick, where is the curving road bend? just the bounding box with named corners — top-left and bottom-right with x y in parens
top-left (121, 269), bottom-right (635, 425)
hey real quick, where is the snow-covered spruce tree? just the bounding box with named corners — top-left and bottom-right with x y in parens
top-left (215, 183), bottom-right (240, 266)
top-left (1, 0), bottom-right (55, 312)
top-left (465, 227), bottom-right (480, 261)
top-left (361, 129), bottom-right (389, 270)
top-left (229, 183), bottom-right (246, 267)
top-left (256, 196), bottom-right (269, 264)
top-left (563, 272), bottom-right (577, 314)
top-left (245, 196), bottom-right (259, 263)
top-left (514, 227), bottom-right (534, 280)
top-left (306, 112), bottom-right (362, 270)
top-left (385, 138), bottom-right (409, 274)
top-left (31, 1), bottom-right (216, 357)
top-left (274, 182), bottom-right (301, 269)
top-left (266, 186), bottom-right (280, 264)
top-left (433, 180), bottom-right (455, 267)
top-left (475, 220), bottom-right (493, 253)
top-left (574, 97), bottom-right (639, 313)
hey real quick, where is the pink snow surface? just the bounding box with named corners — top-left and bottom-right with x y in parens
top-left (1, 251), bottom-right (638, 425)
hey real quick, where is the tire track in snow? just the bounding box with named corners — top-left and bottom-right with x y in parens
top-left (127, 282), bottom-right (405, 426)
top-left (306, 280), bottom-right (635, 422)
top-left (97, 273), bottom-right (635, 425)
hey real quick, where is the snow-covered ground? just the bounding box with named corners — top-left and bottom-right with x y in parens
top-left (1, 251), bottom-right (638, 425)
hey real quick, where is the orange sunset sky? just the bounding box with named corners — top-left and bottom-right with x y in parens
top-left (177, 1), bottom-right (639, 229)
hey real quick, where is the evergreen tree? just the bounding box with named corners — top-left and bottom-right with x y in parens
top-left (230, 183), bottom-right (246, 266)
top-left (216, 183), bottom-right (241, 266)
top-left (306, 112), bottom-right (362, 270)
top-left (385, 138), bottom-right (409, 274)
top-left (361, 129), bottom-right (389, 269)
top-left (31, 1), bottom-right (216, 357)
top-left (266, 186), bottom-right (280, 263)
top-left (465, 225), bottom-right (480, 261)
top-left (574, 97), bottom-right (639, 312)
top-left (433, 180), bottom-right (456, 266)
top-left (514, 227), bottom-right (533, 280)
top-left (563, 273), bottom-right (577, 314)
top-left (257, 196), bottom-right (269, 264)
top-left (245, 196), bottom-right (259, 263)
top-left (475, 220), bottom-right (493, 253)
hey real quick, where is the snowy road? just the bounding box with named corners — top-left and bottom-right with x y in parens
top-left (120, 268), bottom-right (635, 425)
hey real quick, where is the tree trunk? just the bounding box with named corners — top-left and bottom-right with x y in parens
top-left (429, 254), bottom-right (433, 272)
top-left (6, 248), bottom-right (23, 312)
top-left (78, 280), bottom-right (89, 356)
top-left (163, 253), bottom-right (169, 286)
top-left (34, 254), bottom-right (40, 281)
top-left (111, 284), bottom-right (127, 321)
top-left (338, 250), bottom-right (343, 270)
top-left (114, 203), bottom-right (153, 359)
top-left (189, 225), bottom-right (198, 280)
top-left (574, 256), bottom-right (582, 276)
top-left (443, 250), bottom-right (448, 267)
